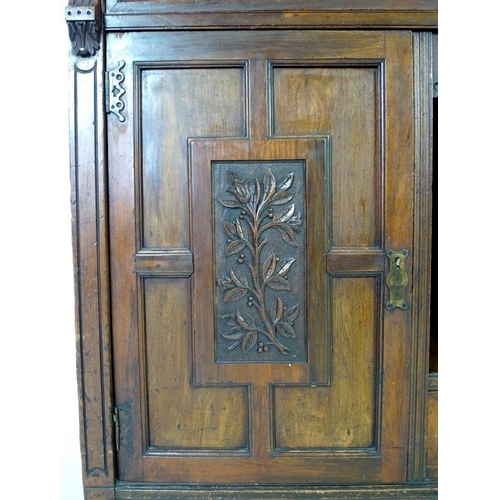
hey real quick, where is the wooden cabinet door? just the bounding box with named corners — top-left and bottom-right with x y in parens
top-left (107, 30), bottom-right (414, 485)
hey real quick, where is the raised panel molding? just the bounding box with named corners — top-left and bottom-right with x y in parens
top-left (190, 138), bottom-right (328, 386)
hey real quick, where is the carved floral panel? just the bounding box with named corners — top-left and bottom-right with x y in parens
top-left (213, 161), bottom-right (307, 363)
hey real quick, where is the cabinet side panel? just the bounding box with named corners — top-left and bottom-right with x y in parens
top-left (70, 56), bottom-right (115, 487)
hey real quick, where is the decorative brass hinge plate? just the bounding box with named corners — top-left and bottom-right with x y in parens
top-left (386, 249), bottom-right (409, 310)
top-left (105, 61), bottom-right (126, 123)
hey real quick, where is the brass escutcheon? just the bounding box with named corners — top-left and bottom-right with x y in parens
top-left (386, 249), bottom-right (409, 310)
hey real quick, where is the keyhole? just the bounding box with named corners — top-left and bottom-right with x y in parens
top-left (395, 257), bottom-right (401, 268)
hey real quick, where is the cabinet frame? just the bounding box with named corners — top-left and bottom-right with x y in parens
top-left (67, 2), bottom-right (437, 498)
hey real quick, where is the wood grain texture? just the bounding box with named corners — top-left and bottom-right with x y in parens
top-left (274, 277), bottom-right (378, 450)
top-left (70, 0), bottom-right (437, 495)
top-left (407, 31), bottom-right (435, 481)
top-left (425, 389), bottom-right (438, 480)
top-left (114, 483), bottom-right (438, 499)
top-left (84, 487), bottom-right (116, 500)
top-left (70, 54), bottom-right (115, 488)
top-left (143, 278), bottom-right (248, 450)
top-left (272, 65), bottom-right (380, 248)
top-left (102, 28), bottom-right (422, 489)
top-left (140, 66), bottom-right (246, 249)
top-left (104, 0), bottom-right (437, 30)
top-left (190, 138), bottom-right (328, 385)
top-left (378, 32), bottom-right (414, 483)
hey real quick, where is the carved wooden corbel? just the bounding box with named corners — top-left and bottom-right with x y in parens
top-left (65, 0), bottom-right (101, 57)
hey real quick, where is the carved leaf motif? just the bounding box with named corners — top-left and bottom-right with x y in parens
top-left (275, 224), bottom-right (299, 247)
top-left (223, 287), bottom-right (248, 303)
top-left (276, 322), bottom-right (297, 339)
top-left (67, 20), bottom-right (100, 58)
top-left (270, 296), bottom-right (284, 323)
top-left (222, 314), bottom-right (238, 326)
top-left (262, 252), bottom-right (277, 281)
top-left (227, 340), bottom-right (243, 351)
top-left (236, 309), bottom-right (256, 330)
top-left (289, 211), bottom-right (302, 229)
top-left (273, 204), bottom-right (295, 223)
top-left (230, 269), bottom-right (248, 288)
top-left (222, 329), bottom-right (246, 341)
top-left (277, 258), bottom-right (296, 277)
top-left (219, 198), bottom-right (243, 208)
top-left (226, 171), bottom-right (241, 184)
top-left (270, 192), bottom-right (294, 205)
top-left (228, 180), bottom-right (250, 203)
top-left (223, 221), bottom-right (237, 238)
top-left (249, 179), bottom-right (261, 211)
top-left (242, 331), bottom-right (258, 352)
top-left (263, 168), bottom-right (277, 202)
top-left (217, 166), bottom-right (302, 357)
top-left (235, 218), bottom-right (245, 239)
top-left (276, 172), bottom-right (295, 191)
top-left (283, 304), bottom-right (300, 322)
top-left (225, 241), bottom-right (246, 256)
top-left (267, 276), bottom-right (292, 291)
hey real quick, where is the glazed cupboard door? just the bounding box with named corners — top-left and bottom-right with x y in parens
top-left (107, 30), bottom-right (414, 484)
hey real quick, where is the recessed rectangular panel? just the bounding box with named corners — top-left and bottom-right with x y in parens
top-left (213, 161), bottom-right (307, 363)
top-left (140, 66), bottom-right (246, 249)
top-left (274, 276), bottom-right (378, 452)
top-left (144, 277), bottom-right (249, 451)
top-left (272, 65), bottom-right (381, 248)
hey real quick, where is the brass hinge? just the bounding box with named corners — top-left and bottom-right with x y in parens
top-left (113, 407), bottom-right (120, 451)
top-left (105, 61), bottom-right (126, 123)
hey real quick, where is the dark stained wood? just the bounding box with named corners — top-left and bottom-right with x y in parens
top-left (107, 29), bottom-right (415, 486)
top-left (68, 19), bottom-right (116, 494)
top-left (85, 488), bottom-right (116, 500)
top-left (327, 250), bottom-right (385, 274)
top-left (190, 138), bottom-right (328, 384)
top-left (135, 250), bottom-right (193, 277)
top-left (407, 31), bottom-right (435, 482)
top-left (140, 66), bottom-right (246, 249)
top-left (68, 2), bottom-right (437, 498)
top-left (104, 0), bottom-right (438, 30)
top-left (114, 483), bottom-right (438, 499)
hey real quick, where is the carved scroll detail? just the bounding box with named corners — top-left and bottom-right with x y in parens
top-left (65, 1), bottom-right (101, 58)
top-left (217, 168), bottom-right (302, 356)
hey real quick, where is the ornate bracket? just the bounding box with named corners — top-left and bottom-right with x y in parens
top-left (65, 1), bottom-right (101, 58)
